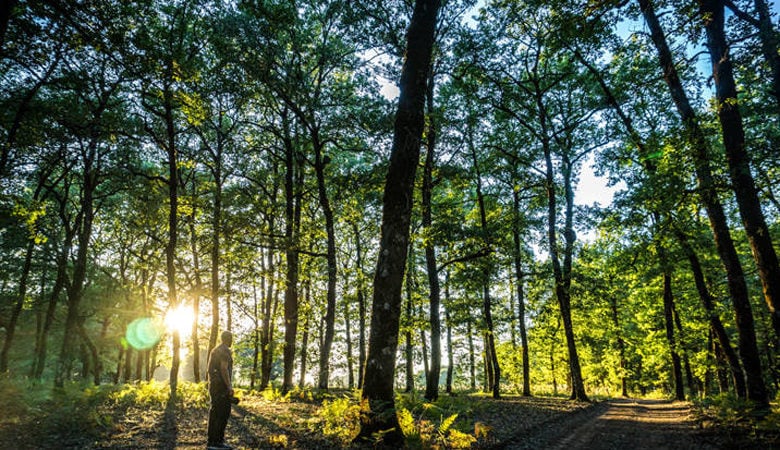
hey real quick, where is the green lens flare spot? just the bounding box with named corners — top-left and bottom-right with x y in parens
top-left (125, 317), bottom-right (164, 350)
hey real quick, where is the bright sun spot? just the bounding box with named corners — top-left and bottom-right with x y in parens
top-left (164, 305), bottom-right (194, 338)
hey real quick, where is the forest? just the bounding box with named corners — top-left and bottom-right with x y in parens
top-left (1, 0), bottom-right (780, 448)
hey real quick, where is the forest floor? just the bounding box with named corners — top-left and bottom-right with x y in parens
top-left (1, 383), bottom-right (778, 449)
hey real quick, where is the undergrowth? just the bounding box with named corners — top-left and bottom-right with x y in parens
top-left (693, 394), bottom-right (780, 447)
top-left (315, 389), bottom-right (480, 449)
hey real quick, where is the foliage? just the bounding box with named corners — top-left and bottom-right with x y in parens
top-left (315, 394), bottom-right (366, 445)
top-left (110, 380), bottom-right (208, 409)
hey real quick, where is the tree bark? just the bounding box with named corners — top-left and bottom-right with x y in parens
top-left (422, 63), bottom-right (442, 401)
top-left (543, 138), bottom-right (588, 402)
top-left (164, 85), bottom-right (181, 402)
top-left (282, 111), bottom-right (301, 394)
top-left (260, 249), bottom-right (275, 390)
top-left (675, 229), bottom-right (747, 398)
top-left (0, 240), bottom-right (34, 374)
top-left (700, 0), bottom-right (780, 341)
top-left (511, 190), bottom-right (531, 397)
top-left (661, 265), bottom-right (685, 401)
top-left (358, 0), bottom-right (441, 443)
top-left (467, 319), bottom-right (476, 390)
top-left (353, 221), bottom-right (367, 389)
top-left (469, 131), bottom-right (501, 399)
top-left (404, 246), bottom-right (415, 393)
top-left (313, 131), bottom-right (338, 391)
top-left (639, 0), bottom-right (769, 410)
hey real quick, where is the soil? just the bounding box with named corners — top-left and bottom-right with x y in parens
top-left (1, 392), bottom-right (775, 449)
top-left (499, 398), bottom-right (720, 450)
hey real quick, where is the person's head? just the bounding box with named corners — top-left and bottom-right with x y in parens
top-left (221, 330), bottom-right (233, 347)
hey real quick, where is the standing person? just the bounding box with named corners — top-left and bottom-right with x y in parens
top-left (207, 331), bottom-right (234, 450)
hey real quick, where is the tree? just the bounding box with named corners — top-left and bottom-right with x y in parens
top-left (699, 0), bottom-right (780, 342)
top-left (358, 0), bottom-right (441, 444)
top-left (638, 0), bottom-right (769, 410)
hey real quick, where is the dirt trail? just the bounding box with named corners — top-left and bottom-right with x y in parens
top-left (502, 398), bottom-right (718, 450)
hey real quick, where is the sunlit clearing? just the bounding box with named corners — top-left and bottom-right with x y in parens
top-left (165, 305), bottom-right (194, 338)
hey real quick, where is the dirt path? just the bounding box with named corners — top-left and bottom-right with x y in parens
top-left (501, 398), bottom-right (719, 450)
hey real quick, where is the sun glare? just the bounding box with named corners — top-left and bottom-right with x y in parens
top-left (164, 304), bottom-right (194, 338)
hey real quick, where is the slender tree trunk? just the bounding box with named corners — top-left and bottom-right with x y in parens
top-left (608, 295), bottom-right (629, 397)
top-left (313, 134), bottom-right (338, 391)
top-left (543, 143), bottom-right (587, 402)
top-left (0, 240), bottom-right (34, 373)
top-left (33, 242), bottom-right (68, 379)
top-left (358, 2), bottom-right (440, 441)
top-left (345, 295), bottom-right (354, 389)
top-left (422, 63), bottom-right (442, 401)
top-left (445, 305), bottom-right (453, 394)
top-left (701, 0), bottom-right (780, 341)
top-left (56, 144), bottom-right (98, 387)
top-left (662, 267), bottom-right (685, 401)
top-left (512, 190), bottom-right (531, 397)
top-left (282, 112), bottom-right (301, 394)
top-left (251, 282), bottom-right (259, 390)
top-left (639, 0), bottom-right (768, 409)
top-left (164, 91), bottom-right (181, 402)
top-left (675, 229), bottom-right (747, 398)
top-left (405, 247), bottom-right (415, 393)
top-left (208, 157), bottom-right (222, 355)
top-left (353, 222), bottom-right (367, 389)
top-left (260, 249), bottom-right (275, 390)
top-left (299, 280), bottom-right (311, 389)
top-left (467, 319), bottom-right (476, 390)
top-left (187, 200), bottom-right (202, 383)
top-left (469, 133), bottom-right (500, 399)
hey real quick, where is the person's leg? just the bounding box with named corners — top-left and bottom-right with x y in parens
top-left (207, 396), bottom-right (221, 446)
top-left (212, 393), bottom-right (231, 446)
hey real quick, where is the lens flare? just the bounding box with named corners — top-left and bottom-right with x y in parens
top-left (125, 317), bottom-right (164, 350)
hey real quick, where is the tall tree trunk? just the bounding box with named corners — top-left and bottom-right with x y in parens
top-left (358, 0), bottom-right (440, 442)
top-left (675, 228), bottom-right (747, 398)
top-left (405, 246), bottom-right (415, 393)
top-left (639, 0), bottom-right (769, 410)
top-left (662, 267), bottom-right (685, 401)
top-left (33, 241), bottom-right (69, 379)
top-left (469, 132), bottom-right (500, 399)
top-left (251, 282), bottom-right (260, 390)
top-left (467, 318), bottom-right (476, 390)
top-left (208, 153), bottom-right (222, 355)
top-left (353, 221), bottom-right (367, 389)
top-left (543, 141), bottom-right (587, 402)
top-left (260, 249), bottom-right (275, 390)
top-left (511, 190), bottom-right (531, 397)
top-left (445, 294), bottom-right (454, 394)
top-left (345, 292), bottom-right (354, 389)
top-left (0, 240), bottom-right (34, 373)
top-left (700, 0), bottom-right (780, 341)
top-left (56, 144), bottom-right (98, 387)
top-left (313, 134), bottom-right (338, 391)
top-left (187, 198), bottom-right (202, 383)
top-left (608, 295), bottom-right (629, 397)
top-left (299, 280), bottom-right (311, 389)
top-left (422, 63), bottom-right (442, 402)
top-left (282, 111), bottom-right (301, 394)
top-left (164, 90), bottom-right (181, 402)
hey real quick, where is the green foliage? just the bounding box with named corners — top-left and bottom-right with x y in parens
top-left (110, 380), bottom-right (208, 409)
top-left (314, 393), bottom-right (366, 445)
top-left (395, 392), bottom-right (479, 449)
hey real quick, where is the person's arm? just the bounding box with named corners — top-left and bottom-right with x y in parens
top-left (220, 357), bottom-right (233, 396)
